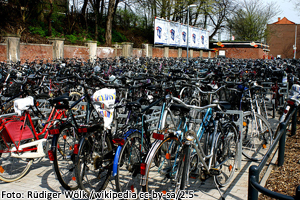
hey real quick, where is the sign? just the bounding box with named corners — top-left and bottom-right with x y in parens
top-left (219, 50), bottom-right (226, 56)
top-left (190, 27), bottom-right (200, 48)
top-left (180, 24), bottom-right (188, 47)
top-left (154, 18), bottom-right (168, 45)
top-left (154, 17), bottom-right (210, 49)
top-left (168, 22), bottom-right (180, 46)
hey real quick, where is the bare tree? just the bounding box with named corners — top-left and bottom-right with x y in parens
top-left (227, 0), bottom-right (280, 41)
top-left (208, 0), bottom-right (236, 39)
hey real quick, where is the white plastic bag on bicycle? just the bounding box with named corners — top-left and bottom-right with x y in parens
top-left (14, 96), bottom-right (34, 115)
top-left (92, 88), bottom-right (116, 129)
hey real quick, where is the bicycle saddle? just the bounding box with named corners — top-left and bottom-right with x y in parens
top-left (52, 93), bottom-right (70, 103)
top-left (126, 98), bottom-right (143, 109)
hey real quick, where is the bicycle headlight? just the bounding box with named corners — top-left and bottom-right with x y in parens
top-left (184, 130), bottom-right (196, 141)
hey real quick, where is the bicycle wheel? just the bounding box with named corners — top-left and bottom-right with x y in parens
top-left (76, 131), bottom-right (112, 193)
top-left (242, 112), bottom-right (273, 161)
top-left (0, 137), bottom-right (33, 182)
top-left (214, 122), bottom-right (238, 187)
top-left (52, 124), bottom-right (79, 190)
top-left (115, 131), bottom-right (150, 194)
top-left (144, 136), bottom-right (182, 197)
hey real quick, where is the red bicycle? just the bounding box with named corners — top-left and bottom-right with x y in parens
top-left (0, 95), bottom-right (67, 182)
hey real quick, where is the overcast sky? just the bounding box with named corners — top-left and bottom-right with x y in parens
top-left (267, 0), bottom-right (300, 24)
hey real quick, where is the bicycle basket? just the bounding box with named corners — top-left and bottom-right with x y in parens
top-left (0, 120), bottom-right (34, 144)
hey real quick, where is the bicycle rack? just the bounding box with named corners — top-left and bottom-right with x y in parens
top-left (224, 110), bottom-right (243, 170)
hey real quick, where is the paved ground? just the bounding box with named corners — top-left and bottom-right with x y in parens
top-left (0, 115), bottom-right (279, 200)
top-left (0, 155), bottom-right (263, 200)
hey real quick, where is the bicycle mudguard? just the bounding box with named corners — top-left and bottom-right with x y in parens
top-left (77, 136), bottom-right (86, 155)
top-left (50, 134), bottom-right (59, 151)
top-left (112, 145), bottom-right (122, 176)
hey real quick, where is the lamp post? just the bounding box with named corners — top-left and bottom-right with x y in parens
top-left (187, 4), bottom-right (197, 67)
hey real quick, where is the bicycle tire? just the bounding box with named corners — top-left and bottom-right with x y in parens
top-left (52, 124), bottom-right (79, 190)
top-left (115, 131), bottom-right (149, 194)
top-left (75, 131), bottom-right (112, 193)
top-left (214, 121), bottom-right (238, 187)
top-left (144, 136), bottom-right (182, 197)
top-left (0, 138), bottom-right (33, 182)
top-left (242, 111), bottom-right (273, 161)
top-left (179, 144), bottom-right (191, 191)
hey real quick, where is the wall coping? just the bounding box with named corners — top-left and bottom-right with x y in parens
top-left (64, 44), bottom-right (89, 48)
top-left (20, 43), bottom-right (52, 47)
top-left (96, 46), bottom-right (115, 49)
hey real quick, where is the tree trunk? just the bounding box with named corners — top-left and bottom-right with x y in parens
top-left (81, 0), bottom-right (88, 29)
top-left (90, 0), bottom-right (101, 41)
top-left (105, 0), bottom-right (116, 46)
top-left (48, 0), bottom-right (53, 36)
top-left (100, 0), bottom-right (104, 25)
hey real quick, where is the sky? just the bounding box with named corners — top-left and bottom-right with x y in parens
top-left (267, 0), bottom-right (300, 24)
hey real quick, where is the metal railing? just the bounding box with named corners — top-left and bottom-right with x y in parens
top-left (248, 105), bottom-right (300, 200)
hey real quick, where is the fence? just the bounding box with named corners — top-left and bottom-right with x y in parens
top-left (248, 104), bottom-right (300, 200)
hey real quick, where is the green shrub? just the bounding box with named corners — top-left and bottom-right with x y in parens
top-left (65, 34), bottom-right (78, 44)
top-left (28, 26), bottom-right (47, 37)
top-left (112, 29), bottom-right (127, 43)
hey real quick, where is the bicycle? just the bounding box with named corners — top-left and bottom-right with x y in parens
top-left (141, 95), bottom-right (238, 199)
top-left (48, 82), bottom-right (102, 190)
top-left (0, 95), bottom-right (67, 182)
top-left (239, 82), bottom-right (273, 161)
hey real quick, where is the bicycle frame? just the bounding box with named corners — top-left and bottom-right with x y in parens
top-left (112, 96), bottom-right (164, 176)
top-left (0, 106), bottom-right (66, 158)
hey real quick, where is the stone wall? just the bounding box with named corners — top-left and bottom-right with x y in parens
top-left (0, 39), bottom-right (216, 62)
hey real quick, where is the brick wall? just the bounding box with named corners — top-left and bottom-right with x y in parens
top-left (193, 50), bottom-right (200, 58)
top-left (20, 44), bottom-right (52, 61)
top-left (116, 49), bottom-right (122, 57)
top-left (215, 48), bottom-right (264, 59)
top-left (267, 24), bottom-right (300, 58)
top-left (96, 47), bottom-right (116, 58)
top-left (182, 50), bottom-right (187, 57)
top-left (169, 49), bottom-right (178, 57)
top-left (152, 47), bottom-right (164, 57)
top-left (64, 45), bottom-right (89, 59)
top-left (203, 51), bottom-right (209, 58)
top-left (0, 44), bottom-right (6, 61)
top-left (0, 42), bottom-right (217, 62)
top-left (133, 48), bottom-right (142, 57)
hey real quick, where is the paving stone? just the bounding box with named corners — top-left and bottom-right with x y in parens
top-left (0, 148), bottom-right (272, 200)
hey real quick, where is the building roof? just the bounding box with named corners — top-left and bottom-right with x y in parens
top-left (273, 17), bottom-right (296, 24)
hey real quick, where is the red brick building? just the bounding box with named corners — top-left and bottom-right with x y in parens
top-left (267, 17), bottom-right (300, 58)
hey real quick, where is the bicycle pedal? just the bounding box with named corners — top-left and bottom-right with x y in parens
top-left (209, 168), bottom-right (221, 176)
